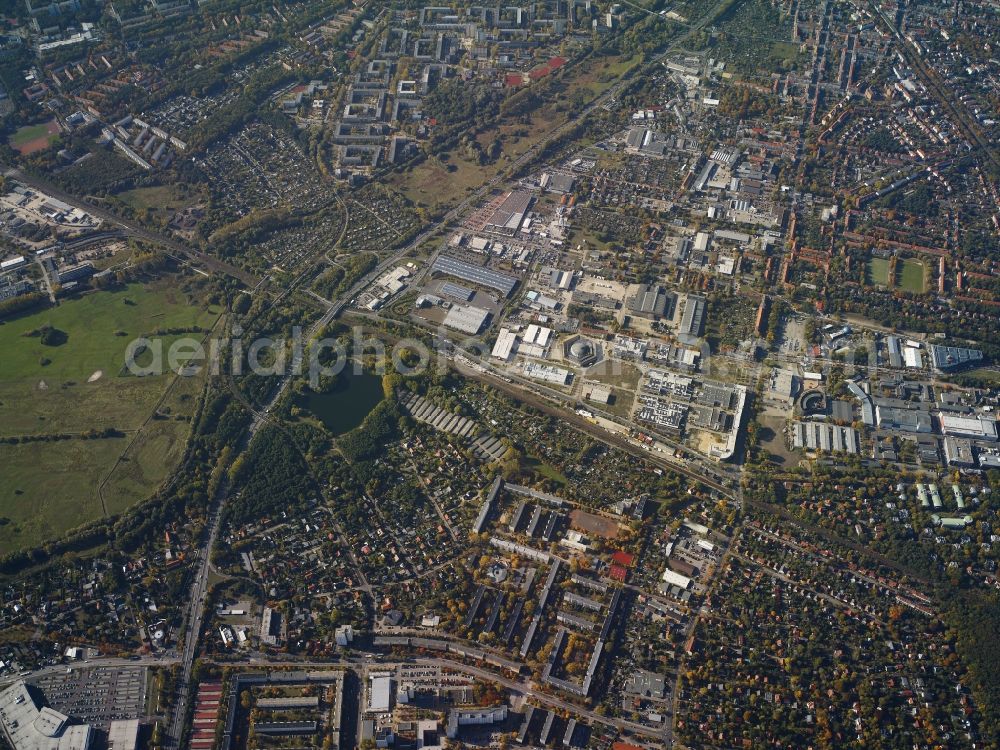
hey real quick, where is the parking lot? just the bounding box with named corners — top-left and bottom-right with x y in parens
top-left (30, 666), bottom-right (147, 728)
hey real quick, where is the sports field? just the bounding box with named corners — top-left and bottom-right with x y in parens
top-left (9, 120), bottom-right (61, 155)
top-left (896, 258), bottom-right (926, 293)
top-left (865, 257), bottom-right (925, 292)
top-left (0, 281), bottom-right (220, 553)
top-left (866, 258), bottom-right (890, 286)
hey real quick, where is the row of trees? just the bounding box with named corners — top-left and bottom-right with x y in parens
top-left (0, 291), bottom-right (47, 320)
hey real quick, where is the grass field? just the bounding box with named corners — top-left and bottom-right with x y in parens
top-left (770, 41), bottom-right (801, 63)
top-left (571, 52), bottom-right (642, 98)
top-left (0, 281), bottom-right (220, 552)
top-left (961, 368), bottom-right (1000, 385)
top-left (865, 257), bottom-right (925, 292)
top-left (0, 377), bottom-right (167, 436)
top-left (388, 156), bottom-right (490, 210)
top-left (866, 257), bottom-right (891, 286)
top-left (524, 455), bottom-right (569, 486)
top-left (9, 120), bottom-right (60, 154)
top-left (0, 438), bottom-right (128, 551)
top-left (1, 368), bottom-right (206, 541)
top-left (387, 100), bottom-right (565, 208)
top-left (101, 367), bottom-right (206, 516)
top-left (102, 420), bottom-right (189, 514)
top-left (10, 122), bottom-right (55, 144)
top-left (0, 281), bottom-right (217, 381)
top-left (896, 258), bottom-right (926, 293)
top-left (116, 184), bottom-right (201, 223)
top-left (567, 227), bottom-right (616, 255)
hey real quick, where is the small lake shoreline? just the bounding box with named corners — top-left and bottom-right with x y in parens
top-left (298, 370), bottom-right (384, 435)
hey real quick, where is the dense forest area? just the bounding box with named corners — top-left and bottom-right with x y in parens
top-left (225, 425), bottom-right (316, 526)
top-left (313, 253), bottom-right (378, 301)
top-left (338, 398), bottom-right (403, 463)
top-left (946, 591), bottom-right (1000, 737)
top-left (424, 79), bottom-right (506, 133)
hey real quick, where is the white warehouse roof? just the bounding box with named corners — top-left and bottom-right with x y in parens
top-left (491, 328), bottom-right (518, 360)
top-left (107, 719), bottom-right (140, 750)
top-left (368, 675), bottom-right (392, 713)
top-left (661, 569), bottom-right (691, 589)
top-left (442, 305), bottom-right (490, 335)
top-left (940, 414), bottom-right (998, 441)
top-left (523, 324), bottom-right (552, 347)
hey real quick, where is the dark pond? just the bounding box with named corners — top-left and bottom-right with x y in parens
top-left (301, 371), bottom-right (383, 435)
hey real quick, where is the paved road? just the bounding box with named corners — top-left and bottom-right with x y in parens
top-left (166, 485), bottom-right (226, 744)
top-left (164, 357), bottom-right (298, 746)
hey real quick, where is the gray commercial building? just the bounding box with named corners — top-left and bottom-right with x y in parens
top-left (627, 284), bottom-right (676, 320)
top-left (432, 256), bottom-right (518, 297)
top-left (928, 344), bottom-right (983, 372)
top-left (679, 294), bottom-right (706, 338)
top-left (875, 405), bottom-right (932, 433)
top-left (0, 681), bottom-right (92, 750)
top-left (442, 304), bottom-right (491, 334)
top-left (943, 437), bottom-right (975, 467)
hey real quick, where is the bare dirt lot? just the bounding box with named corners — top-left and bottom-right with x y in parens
top-left (569, 509), bottom-right (622, 539)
